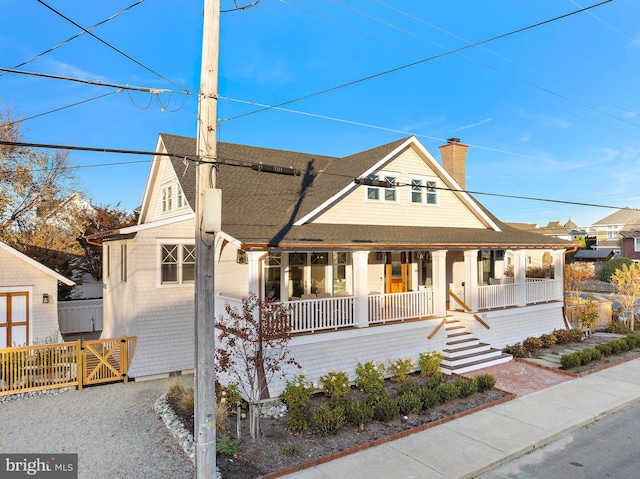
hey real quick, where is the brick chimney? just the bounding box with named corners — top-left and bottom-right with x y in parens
top-left (439, 137), bottom-right (469, 190)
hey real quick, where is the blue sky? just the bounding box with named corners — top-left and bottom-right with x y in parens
top-left (1, 0), bottom-right (639, 228)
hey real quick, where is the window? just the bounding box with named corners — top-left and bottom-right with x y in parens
top-left (162, 186), bottom-right (172, 212)
top-left (177, 186), bottom-right (185, 208)
top-left (366, 172), bottom-right (397, 202)
top-left (162, 183), bottom-right (186, 212)
top-left (161, 243), bottom-right (195, 284)
top-left (120, 244), bottom-right (127, 282)
top-left (332, 252), bottom-right (348, 294)
top-left (105, 245), bottom-right (110, 278)
top-left (264, 253), bottom-right (281, 300)
top-left (411, 177), bottom-right (438, 205)
top-left (635, 238), bottom-right (640, 252)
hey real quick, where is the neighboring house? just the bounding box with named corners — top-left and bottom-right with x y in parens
top-left (573, 249), bottom-right (615, 276)
top-left (619, 229), bottom-right (640, 262)
top-left (0, 241), bottom-right (75, 347)
top-left (591, 208), bottom-right (640, 255)
top-left (100, 134), bottom-right (573, 395)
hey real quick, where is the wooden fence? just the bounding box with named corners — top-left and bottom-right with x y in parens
top-left (0, 337), bottom-right (136, 397)
top-left (565, 299), bottom-right (611, 331)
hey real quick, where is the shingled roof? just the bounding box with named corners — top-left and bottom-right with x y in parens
top-left (159, 133), bottom-right (574, 250)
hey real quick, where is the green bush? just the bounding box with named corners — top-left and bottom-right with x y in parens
top-left (610, 339), bottom-right (623, 354)
top-left (504, 342), bottom-right (527, 358)
top-left (355, 360), bottom-right (386, 393)
top-left (280, 373), bottom-right (314, 432)
top-left (539, 333), bottom-right (557, 348)
top-left (345, 400), bottom-right (374, 430)
top-left (418, 351), bottom-right (443, 378)
top-left (523, 336), bottom-right (543, 354)
top-left (217, 383), bottom-right (242, 407)
top-left (626, 334), bottom-right (640, 350)
top-left (610, 321), bottom-right (632, 335)
top-left (474, 374), bottom-right (496, 392)
top-left (397, 392), bottom-right (422, 415)
top-left (560, 352), bottom-right (581, 369)
top-left (599, 257), bottom-right (633, 282)
top-left (369, 393), bottom-right (399, 422)
top-left (216, 437), bottom-right (239, 456)
top-left (595, 343), bottom-right (613, 356)
top-left (419, 388), bottom-right (439, 410)
top-left (578, 348), bottom-right (601, 365)
top-left (399, 381), bottom-right (423, 397)
top-left (454, 377), bottom-right (478, 398)
top-left (320, 371), bottom-right (351, 401)
top-left (388, 357), bottom-right (417, 383)
top-left (553, 329), bottom-right (574, 344)
top-left (570, 329), bottom-right (584, 342)
top-left (426, 372), bottom-right (445, 390)
top-left (282, 443), bottom-right (299, 457)
top-left (613, 338), bottom-right (630, 352)
top-left (313, 404), bottom-right (346, 437)
top-left (435, 382), bottom-right (459, 403)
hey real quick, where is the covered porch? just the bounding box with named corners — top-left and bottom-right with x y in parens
top-left (218, 247), bottom-right (565, 335)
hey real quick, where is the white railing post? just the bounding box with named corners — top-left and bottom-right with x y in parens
top-left (516, 250), bottom-right (527, 306)
top-left (432, 250), bottom-right (447, 316)
top-left (464, 250), bottom-right (479, 312)
top-left (352, 251), bottom-right (370, 328)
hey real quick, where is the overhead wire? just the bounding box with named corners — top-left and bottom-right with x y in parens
top-left (221, 0), bottom-right (262, 13)
top-left (36, 0), bottom-right (189, 93)
top-left (1, 138), bottom-right (637, 213)
top-left (0, 0), bottom-right (144, 78)
top-left (220, 0), bottom-right (613, 123)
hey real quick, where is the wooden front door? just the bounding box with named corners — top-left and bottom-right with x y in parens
top-left (385, 252), bottom-right (410, 293)
top-left (0, 292), bottom-right (29, 348)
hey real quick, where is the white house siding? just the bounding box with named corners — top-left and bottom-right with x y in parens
top-left (0, 248), bottom-right (60, 345)
top-left (102, 219), bottom-right (196, 379)
top-left (216, 242), bottom-right (249, 298)
top-left (314, 148), bottom-right (486, 229)
top-left (220, 319), bottom-right (450, 399)
top-left (459, 302), bottom-right (566, 349)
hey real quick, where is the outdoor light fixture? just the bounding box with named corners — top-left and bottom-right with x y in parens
top-left (236, 249), bottom-right (248, 264)
top-left (42, 293), bottom-right (50, 304)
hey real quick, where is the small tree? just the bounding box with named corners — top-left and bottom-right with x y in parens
top-left (215, 293), bottom-right (299, 439)
top-left (600, 257), bottom-right (633, 283)
top-left (565, 262), bottom-right (593, 298)
top-left (610, 263), bottom-right (640, 331)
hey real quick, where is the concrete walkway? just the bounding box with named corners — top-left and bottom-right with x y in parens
top-left (280, 357), bottom-right (640, 479)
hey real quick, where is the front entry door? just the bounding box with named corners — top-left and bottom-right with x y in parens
top-left (385, 252), bottom-right (410, 293)
top-left (0, 292), bottom-right (29, 348)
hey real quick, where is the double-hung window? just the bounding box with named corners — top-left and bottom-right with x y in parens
top-left (635, 238), bottom-right (640, 252)
top-left (410, 177), bottom-right (438, 205)
top-left (161, 183), bottom-right (186, 213)
top-left (366, 172), bottom-right (397, 202)
top-left (161, 243), bottom-right (195, 284)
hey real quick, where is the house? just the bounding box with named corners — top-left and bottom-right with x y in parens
top-left (619, 229), bottom-right (640, 262)
top-left (0, 241), bottom-right (75, 347)
top-left (591, 208), bottom-right (640, 255)
top-left (573, 249), bottom-right (615, 276)
top-left (100, 134), bottom-right (574, 395)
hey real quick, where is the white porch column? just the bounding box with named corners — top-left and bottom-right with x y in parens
top-left (352, 251), bottom-right (370, 328)
top-left (464, 250), bottom-right (479, 312)
top-left (432, 250), bottom-right (447, 317)
top-left (553, 249), bottom-right (565, 300)
top-left (247, 251), bottom-right (264, 297)
top-left (515, 250), bottom-right (527, 306)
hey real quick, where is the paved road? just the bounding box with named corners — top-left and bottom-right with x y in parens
top-left (476, 400), bottom-right (640, 479)
top-left (0, 378), bottom-right (194, 479)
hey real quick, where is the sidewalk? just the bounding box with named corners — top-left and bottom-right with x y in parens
top-left (280, 357), bottom-right (640, 479)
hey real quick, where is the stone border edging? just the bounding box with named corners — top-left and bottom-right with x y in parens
top-left (515, 352), bottom-right (640, 378)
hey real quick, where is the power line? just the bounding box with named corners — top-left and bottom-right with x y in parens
top-left (221, 0), bottom-right (262, 13)
top-left (220, 0), bottom-right (612, 123)
top-left (0, 90), bottom-right (123, 128)
top-left (2, 138), bottom-right (636, 212)
top-left (0, 1), bottom-right (144, 78)
top-left (36, 0), bottom-right (188, 92)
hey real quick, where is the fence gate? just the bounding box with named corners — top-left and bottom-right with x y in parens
top-left (82, 337), bottom-right (137, 386)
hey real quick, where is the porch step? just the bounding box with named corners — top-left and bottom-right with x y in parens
top-left (441, 348), bottom-right (503, 367)
top-left (446, 337), bottom-right (481, 348)
top-left (440, 353), bottom-right (513, 375)
top-left (442, 342), bottom-right (491, 358)
top-left (445, 324), bottom-right (465, 332)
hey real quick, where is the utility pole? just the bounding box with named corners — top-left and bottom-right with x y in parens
top-left (195, 0), bottom-right (220, 477)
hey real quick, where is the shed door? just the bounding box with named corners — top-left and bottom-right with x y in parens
top-left (0, 292), bottom-right (29, 348)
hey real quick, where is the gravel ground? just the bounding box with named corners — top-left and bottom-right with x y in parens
top-left (0, 377), bottom-right (194, 479)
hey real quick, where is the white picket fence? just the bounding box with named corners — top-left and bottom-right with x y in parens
top-left (58, 299), bottom-right (103, 333)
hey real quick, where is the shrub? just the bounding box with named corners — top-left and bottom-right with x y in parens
top-left (610, 339), bottom-right (623, 355)
top-left (345, 400), bottom-right (374, 430)
top-left (180, 389), bottom-right (195, 414)
top-left (282, 443), bottom-right (299, 457)
top-left (168, 382), bottom-right (187, 397)
top-left (399, 381), bottom-right (423, 397)
top-left (599, 256), bottom-right (633, 283)
top-left (560, 352), bottom-right (581, 369)
top-left (539, 333), bottom-right (557, 348)
top-left (419, 351), bottom-right (443, 378)
top-left (320, 371), bottom-right (351, 401)
top-left (426, 372), bottom-right (445, 390)
top-left (504, 342), bottom-right (527, 358)
top-left (474, 374), bottom-right (496, 393)
top-left (355, 360), bottom-right (386, 393)
top-left (570, 329), bottom-right (584, 342)
top-left (217, 383), bottom-right (242, 408)
top-left (523, 336), bottom-right (543, 354)
top-left (454, 377), bottom-right (478, 398)
top-left (419, 388), bottom-right (439, 410)
top-left (313, 404), bottom-right (347, 437)
top-left (610, 321), bottom-right (632, 335)
top-left (435, 382), bottom-right (459, 403)
top-left (616, 337), bottom-right (631, 352)
top-left (595, 343), bottom-right (613, 356)
top-left (578, 348), bottom-right (597, 365)
top-left (388, 357), bottom-right (417, 382)
top-left (553, 329), bottom-right (574, 344)
top-left (366, 392), bottom-right (399, 422)
top-left (397, 392), bottom-right (422, 415)
top-left (280, 373), bottom-right (314, 432)
top-left (626, 333), bottom-right (640, 350)
top-left (216, 437), bottom-right (239, 456)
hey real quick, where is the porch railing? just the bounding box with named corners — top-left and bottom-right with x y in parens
top-left (285, 296), bottom-right (355, 333)
top-left (478, 282), bottom-right (519, 310)
top-left (526, 279), bottom-right (563, 303)
top-left (368, 289), bottom-right (434, 324)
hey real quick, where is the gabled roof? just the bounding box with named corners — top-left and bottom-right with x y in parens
top-left (592, 208), bottom-right (640, 227)
top-left (0, 242), bottom-right (75, 286)
top-left (620, 229), bottom-right (640, 238)
top-left (574, 249), bottom-right (614, 260)
top-left (147, 133), bottom-right (574, 250)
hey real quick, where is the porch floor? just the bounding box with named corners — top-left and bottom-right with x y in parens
top-left (459, 360), bottom-right (570, 397)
